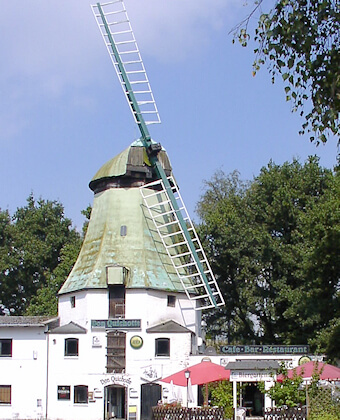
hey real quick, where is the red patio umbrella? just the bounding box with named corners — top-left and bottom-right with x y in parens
top-left (277, 361), bottom-right (340, 382)
top-left (161, 360), bottom-right (230, 406)
top-left (161, 360), bottom-right (230, 386)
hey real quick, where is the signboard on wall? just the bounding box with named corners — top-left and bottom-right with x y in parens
top-left (91, 319), bottom-right (141, 330)
top-left (220, 345), bottom-right (309, 355)
top-left (230, 370), bottom-right (275, 382)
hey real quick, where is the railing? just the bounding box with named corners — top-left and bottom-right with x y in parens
top-left (264, 407), bottom-right (307, 420)
top-left (152, 406), bottom-right (225, 420)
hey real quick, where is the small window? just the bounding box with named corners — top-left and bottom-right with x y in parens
top-left (0, 385), bottom-right (11, 404)
top-left (155, 338), bottom-right (170, 357)
top-left (58, 386), bottom-right (71, 400)
top-left (74, 385), bottom-right (88, 404)
top-left (65, 338), bottom-right (79, 356)
top-left (70, 296), bottom-right (76, 308)
top-left (120, 225), bottom-right (127, 236)
top-left (0, 339), bottom-right (12, 357)
top-left (167, 295), bottom-right (176, 307)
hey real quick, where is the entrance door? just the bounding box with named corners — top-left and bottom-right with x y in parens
top-left (244, 383), bottom-right (264, 416)
top-left (141, 383), bottom-right (161, 420)
top-left (105, 386), bottom-right (126, 420)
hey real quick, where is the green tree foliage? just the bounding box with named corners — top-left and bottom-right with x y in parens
top-left (197, 157), bottom-right (340, 359)
top-left (258, 364), bottom-right (305, 407)
top-left (208, 380), bottom-right (234, 418)
top-left (0, 194), bottom-right (83, 316)
top-left (234, 0), bottom-right (340, 146)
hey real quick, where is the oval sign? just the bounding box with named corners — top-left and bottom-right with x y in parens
top-left (130, 335), bottom-right (143, 349)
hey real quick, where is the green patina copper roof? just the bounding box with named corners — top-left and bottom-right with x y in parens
top-left (59, 142), bottom-right (186, 295)
top-left (90, 139), bottom-right (167, 185)
top-left (59, 187), bottom-right (184, 294)
top-left (91, 146), bottom-right (131, 181)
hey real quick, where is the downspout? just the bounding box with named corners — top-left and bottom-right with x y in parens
top-left (45, 331), bottom-right (50, 420)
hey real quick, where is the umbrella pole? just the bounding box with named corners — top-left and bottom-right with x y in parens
top-left (204, 383), bottom-right (208, 406)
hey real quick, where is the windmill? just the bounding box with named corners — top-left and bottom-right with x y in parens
top-left (91, 0), bottom-right (224, 310)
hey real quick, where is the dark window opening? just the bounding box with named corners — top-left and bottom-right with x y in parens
top-left (167, 295), bottom-right (176, 307)
top-left (65, 338), bottom-right (79, 356)
top-left (109, 285), bottom-right (125, 318)
top-left (70, 296), bottom-right (75, 308)
top-left (155, 338), bottom-right (170, 357)
top-left (120, 225), bottom-right (127, 236)
top-left (0, 339), bottom-right (12, 357)
top-left (74, 385), bottom-right (88, 404)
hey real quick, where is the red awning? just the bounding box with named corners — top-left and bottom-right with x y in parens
top-left (161, 360), bottom-right (230, 386)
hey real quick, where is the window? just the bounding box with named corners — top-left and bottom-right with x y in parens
top-left (155, 338), bottom-right (170, 357)
top-left (70, 296), bottom-right (75, 308)
top-left (167, 295), bottom-right (176, 307)
top-left (74, 385), bottom-right (88, 404)
top-left (0, 386), bottom-right (11, 404)
top-left (58, 386), bottom-right (71, 400)
top-left (109, 285), bottom-right (125, 318)
top-left (0, 339), bottom-right (12, 357)
top-left (64, 338), bottom-right (79, 356)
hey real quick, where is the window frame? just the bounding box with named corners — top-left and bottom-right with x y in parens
top-left (0, 339), bottom-right (12, 357)
top-left (74, 385), bottom-right (88, 404)
top-left (155, 338), bottom-right (170, 357)
top-left (64, 338), bottom-right (79, 357)
top-left (0, 385), bottom-right (11, 405)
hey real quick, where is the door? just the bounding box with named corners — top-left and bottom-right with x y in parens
top-left (106, 331), bottom-right (126, 373)
top-left (141, 383), bottom-right (161, 420)
top-left (105, 386), bottom-right (126, 420)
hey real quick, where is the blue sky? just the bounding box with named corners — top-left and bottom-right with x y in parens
top-left (1, 0), bottom-right (338, 230)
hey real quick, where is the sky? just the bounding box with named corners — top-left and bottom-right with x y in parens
top-left (1, 0), bottom-right (338, 230)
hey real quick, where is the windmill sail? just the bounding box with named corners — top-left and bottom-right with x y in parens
top-left (140, 177), bottom-right (225, 309)
top-left (92, 0), bottom-right (160, 129)
top-left (92, 0), bottom-right (224, 310)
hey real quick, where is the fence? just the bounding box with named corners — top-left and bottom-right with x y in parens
top-left (264, 407), bottom-right (307, 420)
top-left (264, 384), bottom-right (340, 420)
top-left (308, 384), bottom-right (340, 419)
top-left (152, 406), bottom-right (225, 420)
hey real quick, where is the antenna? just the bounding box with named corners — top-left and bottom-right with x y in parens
top-left (92, 0), bottom-right (224, 310)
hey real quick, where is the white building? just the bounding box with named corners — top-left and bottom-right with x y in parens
top-left (0, 143), bottom-right (310, 420)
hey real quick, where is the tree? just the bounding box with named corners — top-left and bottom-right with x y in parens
top-left (0, 194), bottom-right (82, 315)
top-left (208, 380), bottom-right (234, 418)
top-left (233, 0), bottom-right (340, 146)
top-left (197, 157), bottom-right (340, 357)
top-left (258, 364), bottom-right (305, 407)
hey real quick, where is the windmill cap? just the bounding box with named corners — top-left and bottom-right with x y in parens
top-left (89, 138), bottom-right (172, 193)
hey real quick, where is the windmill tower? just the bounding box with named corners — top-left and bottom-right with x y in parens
top-left (56, 1), bottom-right (224, 419)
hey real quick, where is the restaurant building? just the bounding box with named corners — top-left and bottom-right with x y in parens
top-left (0, 143), bottom-right (312, 419)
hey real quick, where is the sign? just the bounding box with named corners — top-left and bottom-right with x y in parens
top-left (140, 365), bottom-right (161, 382)
top-left (100, 374), bottom-right (132, 387)
top-left (130, 335), bottom-right (143, 349)
top-left (92, 336), bottom-right (102, 347)
top-left (91, 319), bottom-right (141, 330)
top-left (230, 370), bottom-right (275, 382)
top-left (57, 386), bottom-right (70, 400)
top-left (220, 345), bottom-right (309, 355)
top-left (298, 356), bottom-right (311, 365)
